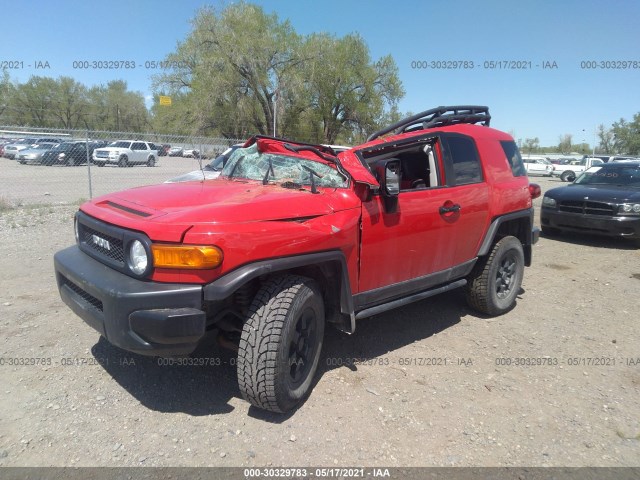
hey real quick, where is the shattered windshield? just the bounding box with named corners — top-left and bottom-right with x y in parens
top-left (221, 143), bottom-right (348, 189)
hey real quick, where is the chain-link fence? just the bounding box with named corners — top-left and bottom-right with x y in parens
top-left (0, 125), bottom-right (244, 207)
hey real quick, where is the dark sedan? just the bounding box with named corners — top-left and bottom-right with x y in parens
top-left (540, 162), bottom-right (640, 245)
top-left (42, 141), bottom-right (107, 166)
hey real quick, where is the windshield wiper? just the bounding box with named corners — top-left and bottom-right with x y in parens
top-left (300, 165), bottom-right (323, 194)
top-left (262, 158), bottom-right (275, 185)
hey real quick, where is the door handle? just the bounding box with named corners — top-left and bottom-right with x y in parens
top-left (439, 203), bottom-right (461, 214)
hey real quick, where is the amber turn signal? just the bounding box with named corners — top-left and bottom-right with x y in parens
top-left (151, 245), bottom-right (223, 269)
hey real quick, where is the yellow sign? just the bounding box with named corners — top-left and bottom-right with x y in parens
top-left (159, 96), bottom-right (172, 106)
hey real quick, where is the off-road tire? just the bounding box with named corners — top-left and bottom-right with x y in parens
top-left (118, 155), bottom-right (128, 168)
top-left (237, 274), bottom-right (325, 413)
top-left (465, 236), bottom-right (524, 315)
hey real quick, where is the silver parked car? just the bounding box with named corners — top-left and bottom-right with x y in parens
top-left (17, 143), bottom-right (58, 164)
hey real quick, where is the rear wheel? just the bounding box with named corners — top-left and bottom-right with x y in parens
top-left (118, 155), bottom-right (128, 168)
top-left (147, 156), bottom-right (156, 167)
top-left (237, 275), bottom-right (325, 413)
top-left (560, 170), bottom-right (575, 182)
top-left (466, 236), bottom-right (524, 316)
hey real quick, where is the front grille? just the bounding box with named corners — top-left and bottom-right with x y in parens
top-left (95, 150), bottom-right (108, 158)
top-left (80, 223), bottom-right (125, 264)
top-left (558, 200), bottom-right (614, 216)
top-left (61, 276), bottom-right (104, 312)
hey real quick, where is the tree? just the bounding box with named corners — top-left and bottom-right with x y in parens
top-left (153, 3), bottom-right (304, 138)
top-left (0, 75), bottom-right (149, 131)
top-left (611, 114), bottom-right (640, 155)
top-left (301, 33), bottom-right (403, 144)
top-left (522, 137), bottom-right (540, 156)
top-left (49, 77), bottom-right (89, 129)
top-left (10, 76), bottom-right (60, 127)
top-left (596, 124), bottom-right (615, 154)
top-left (558, 133), bottom-right (573, 154)
top-left (0, 69), bottom-right (13, 119)
top-left (152, 2), bottom-right (404, 142)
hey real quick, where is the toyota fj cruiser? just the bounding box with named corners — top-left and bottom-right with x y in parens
top-left (54, 106), bottom-right (540, 413)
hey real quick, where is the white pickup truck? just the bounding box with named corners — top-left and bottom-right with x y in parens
top-left (553, 157), bottom-right (604, 182)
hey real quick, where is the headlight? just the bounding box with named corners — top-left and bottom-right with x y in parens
top-left (542, 196), bottom-right (557, 208)
top-left (59, 153), bottom-right (66, 158)
top-left (128, 240), bottom-right (148, 275)
top-left (619, 203), bottom-right (640, 215)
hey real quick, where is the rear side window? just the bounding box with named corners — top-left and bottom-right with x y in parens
top-left (445, 136), bottom-right (483, 185)
top-left (501, 141), bottom-right (527, 177)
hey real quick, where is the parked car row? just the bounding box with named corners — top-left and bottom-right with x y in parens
top-left (1, 137), bottom-right (65, 159)
top-left (168, 146), bottom-right (206, 158)
top-left (1, 137), bottom-right (231, 166)
top-left (27, 141), bottom-right (108, 166)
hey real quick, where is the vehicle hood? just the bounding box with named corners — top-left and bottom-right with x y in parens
top-left (545, 184), bottom-right (640, 203)
top-left (80, 179), bottom-right (360, 241)
top-left (165, 169), bottom-right (220, 183)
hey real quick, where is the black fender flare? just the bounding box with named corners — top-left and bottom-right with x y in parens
top-left (203, 250), bottom-right (356, 332)
top-left (477, 208), bottom-right (536, 266)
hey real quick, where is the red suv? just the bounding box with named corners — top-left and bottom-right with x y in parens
top-left (54, 106), bottom-right (540, 413)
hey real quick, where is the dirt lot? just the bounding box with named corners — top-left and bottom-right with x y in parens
top-left (0, 154), bottom-right (213, 206)
top-left (0, 171), bottom-right (639, 468)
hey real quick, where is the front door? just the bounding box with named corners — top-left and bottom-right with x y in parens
top-left (357, 133), bottom-right (489, 299)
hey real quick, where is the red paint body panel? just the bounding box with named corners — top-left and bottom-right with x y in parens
top-left (76, 121), bottom-right (532, 293)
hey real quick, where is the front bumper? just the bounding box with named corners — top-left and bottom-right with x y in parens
top-left (541, 208), bottom-right (640, 238)
top-left (54, 246), bottom-right (206, 356)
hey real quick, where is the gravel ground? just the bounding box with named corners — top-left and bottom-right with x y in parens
top-left (0, 173), bottom-right (639, 468)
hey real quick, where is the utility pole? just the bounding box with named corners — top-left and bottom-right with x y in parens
top-left (272, 90), bottom-right (278, 137)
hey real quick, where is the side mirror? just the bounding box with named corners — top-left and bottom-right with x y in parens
top-left (376, 159), bottom-right (400, 213)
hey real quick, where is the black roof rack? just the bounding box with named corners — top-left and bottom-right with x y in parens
top-left (367, 105), bottom-right (491, 142)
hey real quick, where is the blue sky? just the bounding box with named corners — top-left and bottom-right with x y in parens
top-left (2, 0), bottom-right (639, 147)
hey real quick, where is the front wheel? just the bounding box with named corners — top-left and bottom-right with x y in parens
top-left (237, 275), bottom-right (325, 413)
top-left (465, 236), bottom-right (525, 316)
top-left (147, 156), bottom-right (156, 167)
top-left (118, 155), bottom-right (128, 168)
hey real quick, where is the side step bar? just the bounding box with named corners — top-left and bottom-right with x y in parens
top-left (354, 279), bottom-right (467, 320)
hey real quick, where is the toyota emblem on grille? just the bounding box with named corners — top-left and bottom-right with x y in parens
top-left (91, 234), bottom-right (111, 250)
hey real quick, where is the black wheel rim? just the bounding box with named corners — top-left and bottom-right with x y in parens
top-left (495, 253), bottom-right (517, 299)
top-left (287, 308), bottom-right (317, 386)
